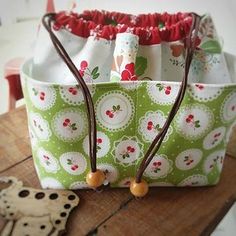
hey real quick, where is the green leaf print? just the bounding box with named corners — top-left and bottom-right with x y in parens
top-left (91, 66), bottom-right (99, 80)
top-left (32, 88), bottom-right (38, 95)
top-left (200, 40), bottom-right (221, 54)
top-left (91, 66), bottom-right (99, 76)
top-left (156, 83), bottom-right (163, 91)
top-left (113, 105), bottom-right (117, 111)
top-left (135, 56), bottom-right (147, 76)
top-left (92, 73), bottom-right (100, 80)
top-left (195, 120), bottom-right (200, 128)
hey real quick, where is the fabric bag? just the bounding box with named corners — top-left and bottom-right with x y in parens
top-left (20, 10), bottom-right (236, 196)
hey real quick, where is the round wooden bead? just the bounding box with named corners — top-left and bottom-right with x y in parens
top-left (130, 179), bottom-right (149, 197)
top-left (86, 169), bottom-right (105, 188)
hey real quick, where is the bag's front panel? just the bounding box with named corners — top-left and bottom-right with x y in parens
top-left (21, 10), bottom-right (236, 189)
top-left (21, 72), bottom-right (236, 189)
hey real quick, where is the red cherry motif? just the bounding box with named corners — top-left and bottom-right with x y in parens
top-left (63, 118), bottom-right (71, 127)
top-left (127, 146), bottom-right (135, 153)
top-left (39, 91), bottom-right (45, 101)
top-left (186, 160), bottom-right (194, 165)
top-left (186, 118), bottom-right (191, 123)
top-left (147, 121), bottom-right (153, 130)
top-left (43, 155), bottom-right (49, 160)
top-left (153, 161), bottom-right (162, 167)
top-left (79, 60), bottom-right (88, 77)
top-left (186, 114), bottom-right (194, 123)
top-left (214, 133), bottom-right (221, 138)
top-left (165, 86), bottom-right (172, 95)
top-left (105, 110), bottom-right (114, 118)
top-left (68, 87), bottom-right (78, 95)
top-left (97, 138), bottom-right (102, 144)
top-left (71, 164), bottom-right (79, 171)
top-left (106, 105), bottom-right (122, 119)
top-left (195, 84), bottom-right (204, 90)
top-left (80, 60), bottom-right (88, 70)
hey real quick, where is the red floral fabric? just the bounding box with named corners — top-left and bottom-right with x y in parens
top-left (121, 63), bottom-right (137, 81)
top-left (53, 10), bottom-right (193, 45)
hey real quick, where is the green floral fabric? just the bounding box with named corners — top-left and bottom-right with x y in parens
top-left (21, 72), bottom-right (236, 189)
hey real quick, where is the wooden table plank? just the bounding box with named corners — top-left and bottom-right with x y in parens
top-left (0, 158), bottom-right (131, 235)
top-left (0, 106), bottom-right (31, 172)
top-left (2, 156), bottom-right (236, 236)
top-left (95, 155), bottom-right (236, 236)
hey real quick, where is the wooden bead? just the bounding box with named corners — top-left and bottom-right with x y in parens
top-left (86, 169), bottom-right (105, 188)
top-left (130, 179), bottom-right (149, 197)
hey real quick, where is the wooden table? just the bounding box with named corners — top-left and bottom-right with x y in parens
top-left (0, 106), bottom-right (236, 236)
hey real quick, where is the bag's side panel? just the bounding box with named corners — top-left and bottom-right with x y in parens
top-left (135, 82), bottom-right (236, 187)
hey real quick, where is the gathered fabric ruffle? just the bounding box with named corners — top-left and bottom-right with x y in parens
top-left (53, 10), bottom-right (193, 45)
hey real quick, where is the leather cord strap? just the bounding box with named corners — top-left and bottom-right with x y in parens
top-left (42, 13), bottom-right (97, 172)
top-left (135, 13), bottom-right (201, 182)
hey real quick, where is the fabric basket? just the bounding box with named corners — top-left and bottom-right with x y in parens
top-left (20, 10), bottom-right (236, 190)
